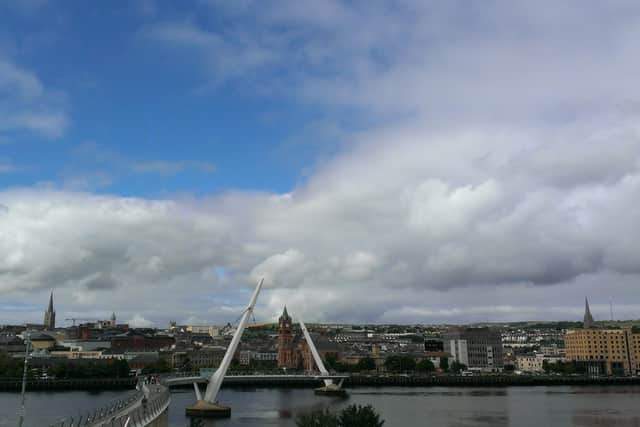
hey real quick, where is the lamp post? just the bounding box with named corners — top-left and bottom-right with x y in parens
top-left (17, 329), bottom-right (31, 427)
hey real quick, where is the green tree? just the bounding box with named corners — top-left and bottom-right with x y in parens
top-left (440, 357), bottom-right (449, 372)
top-left (338, 405), bottom-right (385, 427)
top-left (416, 359), bottom-right (435, 373)
top-left (357, 357), bottom-right (376, 372)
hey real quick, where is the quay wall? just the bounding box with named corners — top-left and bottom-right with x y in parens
top-left (170, 374), bottom-right (640, 389)
top-left (4, 374), bottom-right (639, 391)
top-left (345, 375), bottom-right (640, 387)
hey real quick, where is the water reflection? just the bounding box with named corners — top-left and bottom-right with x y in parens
top-left (3, 386), bottom-right (640, 426)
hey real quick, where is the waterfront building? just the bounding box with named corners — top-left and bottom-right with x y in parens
top-left (43, 291), bottom-right (56, 330)
top-left (565, 298), bottom-right (640, 376)
top-left (442, 327), bottom-right (503, 371)
top-left (515, 354), bottom-right (562, 372)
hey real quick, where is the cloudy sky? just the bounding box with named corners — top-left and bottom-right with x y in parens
top-left (1, 1), bottom-right (640, 327)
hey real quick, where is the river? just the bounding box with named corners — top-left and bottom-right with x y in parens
top-left (2, 386), bottom-right (640, 427)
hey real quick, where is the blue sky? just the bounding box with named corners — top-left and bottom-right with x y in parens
top-left (0, 0), bottom-right (338, 196)
top-left (3, 1), bottom-right (640, 327)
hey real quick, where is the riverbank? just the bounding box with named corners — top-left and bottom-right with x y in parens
top-left (3, 374), bottom-right (638, 392)
top-left (0, 377), bottom-right (136, 391)
top-left (168, 373), bottom-right (640, 389)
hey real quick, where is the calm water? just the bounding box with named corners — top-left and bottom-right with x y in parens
top-left (2, 386), bottom-right (640, 427)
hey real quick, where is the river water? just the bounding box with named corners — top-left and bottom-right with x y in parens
top-left (2, 386), bottom-right (640, 427)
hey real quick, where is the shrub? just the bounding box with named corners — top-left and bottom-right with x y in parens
top-left (296, 404), bottom-right (384, 427)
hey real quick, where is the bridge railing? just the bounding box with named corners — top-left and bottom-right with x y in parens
top-left (100, 385), bottom-right (171, 427)
top-left (48, 386), bottom-right (144, 427)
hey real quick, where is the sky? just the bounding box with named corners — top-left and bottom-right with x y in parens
top-left (2, 0), bottom-right (640, 328)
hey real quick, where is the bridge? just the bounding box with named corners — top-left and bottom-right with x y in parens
top-left (184, 278), bottom-right (348, 417)
top-left (48, 382), bottom-right (170, 427)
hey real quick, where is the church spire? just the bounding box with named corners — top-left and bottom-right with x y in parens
top-left (48, 291), bottom-right (54, 312)
top-left (584, 297), bottom-right (594, 329)
top-left (44, 290), bottom-right (56, 330)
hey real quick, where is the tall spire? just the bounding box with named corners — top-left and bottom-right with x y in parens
top-left (48, 291), bottom-right (54, 312)
top-left (584, 297), bottom-right (594, 329)
top-left (44, 290), bottom-right (56, 330)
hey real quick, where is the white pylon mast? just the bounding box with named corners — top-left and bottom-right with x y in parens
top-left (299, 319), bottom-right (332, 387)
top-left (203, 278), bottom-right (264, 403)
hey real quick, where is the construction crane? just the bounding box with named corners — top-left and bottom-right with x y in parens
top-left (64, 318), bottom-right (97, 326)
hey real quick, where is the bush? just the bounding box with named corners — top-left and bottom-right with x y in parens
top-left (296, 404), bottom-right (384, 427)
top-left (296, 409), bottom-right (340, 427)
top-left (338, 405), bottom-right (385, 427)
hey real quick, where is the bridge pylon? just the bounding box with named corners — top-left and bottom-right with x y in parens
top-left (299, 319), bottom-right (348, 397)
top-left (185, 278), bottom-right (264, 418)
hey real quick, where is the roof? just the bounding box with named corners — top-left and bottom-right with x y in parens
top-left (30, 332), bottom-right (56, 341)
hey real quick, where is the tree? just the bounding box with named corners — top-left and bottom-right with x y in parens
top-left (324, 353), bottom-right (338, 370)
top-left (338, 405), bottom-right (385, 427)
top-left (450, 361), bottom-right (467, 373)
top-left (440, 357), bottom-right (449, 372)
top-left (416, 359), bottom-right (435, 373)
top-left (383, 355), bottom-right (416, 373)
top-left (357, 357), bottom-right (376, 372)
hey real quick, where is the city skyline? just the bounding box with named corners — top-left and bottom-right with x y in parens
top-left (2, 1), bottom-right (640, 326)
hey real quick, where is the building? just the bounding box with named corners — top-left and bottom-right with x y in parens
top-left (29, 332), bottom-right (57, 350)
top-left (186, 325), bottom-right (220, 337)
top-left (442, 327), bottom-right (503, 371)
top-left (424, 339), bottom-right (444, 352)
top-left (515, 355), bottom-right (544, 372)
top-left (564, 297), bottom-right (640, 376)
top-left (0, 335), bottom-right (26, 354)
top-left (239, 350), bottom-right (278, 366)
top-left (43, 291), bottom-right (56, 330)
top-left (110, 332), bottom-right (174, 352)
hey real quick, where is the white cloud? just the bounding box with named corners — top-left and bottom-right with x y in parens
top-left (2, 115), bottom-right (640, 324)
